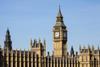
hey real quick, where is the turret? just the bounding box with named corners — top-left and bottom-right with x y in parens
top-left (4, 29), bottom-right (12, 51)
top-left (44, 39), bottom-right (46, 57)
top-left (30, 38), bottom-right (46, 57)
top-left (30, 39), bottom-right (32, 48)
top-left (70, 46), bottom-right (74, 57)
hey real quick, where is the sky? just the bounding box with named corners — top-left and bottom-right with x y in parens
top-left (0, 0), bottom-right (100, 54)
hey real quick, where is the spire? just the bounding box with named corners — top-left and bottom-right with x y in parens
top-left (33, 39), bottom-right (37, 47)
top-left (43, 39), bottom-right (46, 57)
top-left (38, 38), bottom-right (41, 43)
top-left (0, 45), bottom-right (1, 50)
top-left (30, 39), bottom-right (33, 48)
top-left (4, 28), bottom-right (12, 51)
top-left (57, 5), bottom-right (63, 18)
top-left (6, 29), bottom-right (11, 41)
top-left (44, 39), bottom-right (46, 50)
top-left (79, 45), bottom-right (81, 51)
top-left (55, 5), bottom-right (66, 27)
top-left (38, 38), bottom-right (42, 47)
top-left (92, 45), bottom-right (94, 50)
top-left (98, 45), bottom-right (99, 50)
top-left (44, 39), bottom-right (46, 47)
top-left (0, 45), bottom-right (1, 48)
top-left (7, 28), bottom-right (10, 35)
top-left (70, 46), bottom-right (74, 56)
top-left (56, 5), bottom-right (63, 22)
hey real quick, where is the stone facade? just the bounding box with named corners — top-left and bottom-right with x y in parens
top-left (0, 7), bottom-right (100, 67)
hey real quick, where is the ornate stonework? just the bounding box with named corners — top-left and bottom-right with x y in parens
top-left (0, 7), bottom-right (100, 67)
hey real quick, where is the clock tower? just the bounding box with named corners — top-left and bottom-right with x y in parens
top-left (53, 7), bottom-right (67, 57)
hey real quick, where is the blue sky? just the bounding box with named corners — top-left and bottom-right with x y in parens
top-left (0, 0), bottom-right (100, 54)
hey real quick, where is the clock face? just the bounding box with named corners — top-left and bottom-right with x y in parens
top-left (55, 32), bottom-right (59, 38)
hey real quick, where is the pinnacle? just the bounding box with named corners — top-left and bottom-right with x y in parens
top-left (6, 28), bottom-right (10, 36)
top-left (57, 5), bottom-right (63, 17)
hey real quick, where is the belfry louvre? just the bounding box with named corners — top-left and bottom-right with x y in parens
top-left (0, 7), bottom-right (100, 67)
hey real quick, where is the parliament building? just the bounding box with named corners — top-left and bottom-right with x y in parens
top-left (0, 7), bottom-right (100, 67)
